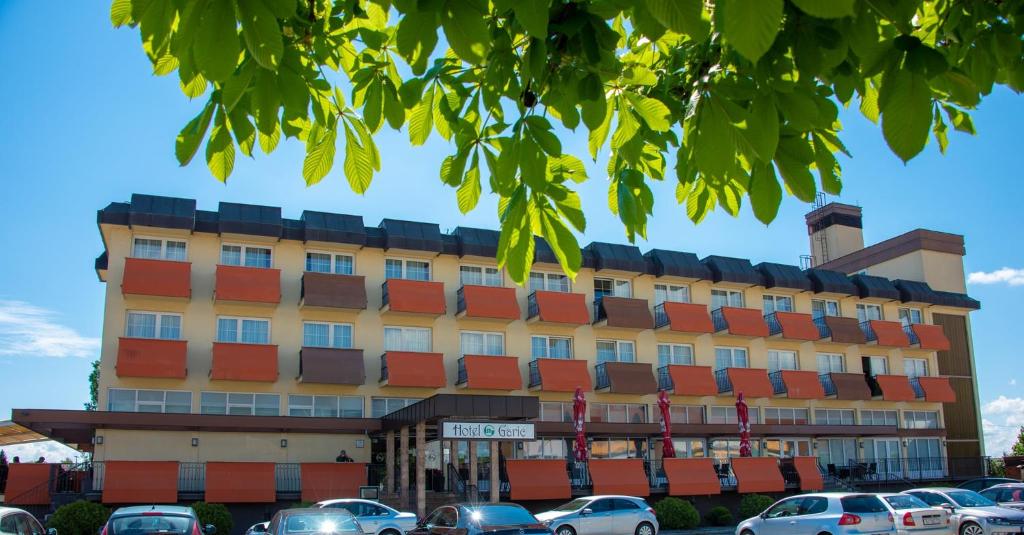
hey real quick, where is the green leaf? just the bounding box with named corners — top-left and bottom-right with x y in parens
top-left (538, 205), bottom-right (582, 280)
top-left (644, 0), bottom-right (708, 40)
top-left (587, 98), bottom-right (614, 159)
top-left (176, 100), bottom-right (215, 166)
top-left (227, 107), bottom-right (255, 157)
top-left (547, 184), bottom-right (586, 232)
top-left (525, 116), bottom-right (562, 156)
top-left (749, 163), bottom-right (782, 224)
top-left (880, 68), bottom-right (933, 162)
top-left (382, 84), bottom-right (406, 129)
top-left (548, 154), bottom-right (588, 184)
top-left (396, 8), bottom-right (439, 75)
top-left (302, 125), bottom-right (337, 186)
top-left (694, 99), bottom-right (734, 178)
top-left (514, 0), bottom-right (550, 38)
top-left (739, 94), bottom-right (779, 163)
top-left (440, 150), bottom-right (469, 186)
top-left (342, 122), bottom-right (373, 194)
top-left (363, 80), bottom-right (384, 133)
top-left (719, 0), bottom-right (782, 63)
top-left (812, 133), bottom-right (842, 194)
top-left (942, 105), bottom-right (976, 134)
top-left (627, 94), bottom-right (672, 132)
top-left (219, 61), bottom-right (257, 111)
top-left (111, 0), bottom-right (132, 27)
top-left (774, 136), bottom-right (816, 202)
top-left (238, 0), bottom-right (283, 70)
top-left (456, 152), bottom-right (482, 214)
top-left (408, 84), bottom-right (435, 145)
top-left (195, 0), bottom-right (240, 82)
top-left (789, 0), bottom-right (854, 19)
top-left (205, 107), bottom-right (236, 181)
top-left (441, 0), bottom-right (491, 64)
top-left (261, 0), bottom-right (294, 19)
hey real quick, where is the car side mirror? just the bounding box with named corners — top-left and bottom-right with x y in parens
top-left (580, 508), bottom-right (593, 516)
top-left (204, 524), bottom-right (217, 534)
top-left (941, 505), bottom-right (956, 513)
top-left (48, 529), bottom-right (58, 535)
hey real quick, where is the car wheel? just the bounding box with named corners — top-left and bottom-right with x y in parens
top-left (378, 530), bottom-right (400, 535)
top-left (741, 530), bottom-right (756, 535)
top-left (555, 525), bottom-right (576, 535)
top-left (960, 523), bottom-right (983, 535)
top-left (636, 522), bottom-right (655, 535)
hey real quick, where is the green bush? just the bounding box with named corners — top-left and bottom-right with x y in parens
top-left (653, 497), bottom-right (700, 530)
top-left (190, 502), bottom-right (233, 535)
top-left (704, 506), bottom-right (734, 526)
top-left (47, 500), bottom-right (110, 535)
top-left (739, 494), bottom-right (775, 520)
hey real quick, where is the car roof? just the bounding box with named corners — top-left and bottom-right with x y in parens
top-left (111, 506), bottom-right (195, 517)
top-left (906, 488), bottom-right (959, 493)
top-left (986, 483), bottom-right (1024, 489)
top-left (0, 507), bottom-right (29, 516)
top-left (317, 499), bottom-right (386, 506)
top-left (582, 495), bottom-right (646, 500)
top-left (278, 508), bottom-right (354, 516)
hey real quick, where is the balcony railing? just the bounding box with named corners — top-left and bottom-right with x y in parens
top-left (819, 373), bottom-right (837, 396)
top-left (903, 324), bottom-right (921, 345)
top-left (379, 353), bottom-right (389, 382)
top-left (813, 316), bottom-right (831, 338)
top-left (87, 462), bottom-right (343, 494)
top-left (711, 308), bottom-right (727, 332)
top-left (528, 359), bottom-right (541, 388)
top-left (714, 368), bottom-right (731, 393)
top-left (765, 312), bottom-right (783, 336)
top-left (456, 286), bottom-right (467, 315)
top-left (595, 362), bottom-right (610, 390)
top-left (527, 292), bottom-right (540, 319)
top-left (910, 376), bottom-right (926, 398)
top-left (657, 365), bottom-right (673, 391)
top-left (456, 357), bottom-right (468, 385)
top-left (768, 370), bottom-right (786, 395)
top-left (860, 320), bottom-right (878, 342)
top-left (653, 303), bottom-right (669, 328)
top-left (381, 281), bottom-right (390, 308)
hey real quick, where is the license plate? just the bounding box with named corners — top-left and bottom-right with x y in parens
top-left (923, 517), bottom-right (940, 526)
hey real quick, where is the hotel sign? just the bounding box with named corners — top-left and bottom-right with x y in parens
top-left (440, 421), bottom-right (535, 440)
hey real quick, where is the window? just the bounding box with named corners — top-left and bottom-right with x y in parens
top-left (657, 344), bottom-right (694, 367)
top-left (302, 322), bottom-right (353, 348)
top-left (589, 439), bottom-right (646, 459)
top-left (671, 438), bottom-right (706, 458)
top-left (710, 438), bottom-right (762, 461)
top-left (863, 355), bottom-right (889, 375)
top-left (460, 331), bottom-right (504, 356)
top-left (654, 284), bottom-right (689, 305)
top-left (385, 258), bottom-right (430, 281)
top-left (596, 340), bottom-right (635, 363)
top-left (531, 335), bottom-right (573, 359)
top-left (200, 392), bottom-right (280, 416)
top-left (517, 438), bottom-right (569, 459)
top-left (108, 389), bottom-right (191, 413)
top-left (861, 409), bottom-right (898, 426)
top-left (811, 299), bottom-right (841, 319)
top-left (763, 407), bottom-right (809, 425)
top-left (817, 353), bottom-right (845, 374)
top-left (305, 251), bottom-right (354, 275)
top-left (709, 406), bottom-right (760, 424)
top-left (590, 403), bottom-right (647, 423)
top-left (594, 278), bottom-right (632, 299)
top-left (460, 265), bottom-right (501, 287)
top-left (714, 347), bottom-right (748, 370)
top-left (904, 358), bottom-right (929, 377)
top-left (711, 289), bottom-right (744, 310)
top-left (816, 438), bottom-right (857, 467)
top-left (538, 402), bottom-right (573, 422)
top-left (899, 307), bottom-right (923, 326)
top-left (668, 405), bottom-right (705, 424)
top-left (767, 350), bottom-right (799, 371)
top-left (763, 294), bottom-right (794, 314)
top-left (217, 317), bottom-right (270, 344)
top-left (856, 303), bottom-right (883, 322)
top-left (125, 311), bottom-right (181, 340)
top-left (383, 326), bottom-right (431, 352)
top-left (904, 411), bottom-right (940, 429)
top-left (528, 271), bottom-right (570, 292)
top-left (133, 237), bottom-right (187, 260)
top-left (220, 244), bottom-right (272, 268)
top-left (288, 395), bottom-right (363, 418)
top-left (815, 409), bottom-right (855, 425)
top-left (370, 397), bottom-right (420, 418)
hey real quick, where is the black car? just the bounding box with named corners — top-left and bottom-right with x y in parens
top-left (408, 503), bottom-right (552, 535)
top-left (101, 506), bottom-right (215, 535)
top-left (266, 508), bottom-right (362, 535)
top-left (957, 477), bottom-right (1020, 492)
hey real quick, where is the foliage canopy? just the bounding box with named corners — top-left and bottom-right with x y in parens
top-left (112, 0), bottom-right (1023, 282)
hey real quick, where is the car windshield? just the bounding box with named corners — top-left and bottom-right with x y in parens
top-left (948, 491), bottom-right (997, 508)
top-left (552, 499), bottom-right (593, 512)
top-left (466, 505), bottom-right (539, 526)
top-left (283, 514), bottom-right (359, 534)
top-left (110, 515), bottom-right (193, 535)
top-left (885, 495), bottom-right (930, 510)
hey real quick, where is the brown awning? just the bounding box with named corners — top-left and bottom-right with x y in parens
top-left (383, 279), bottom-right (446, 315)
top-left (828, 372), bottom-right (873, 400)
top-left (382, 351), bottom-right (445, 388)
top-left (4, 464), bottom-right (52, 505)
top-left (461, 355), bottom-right (522, 390)
top-left (874, 374), bottom-right (916, 401)
top-left (531, 291), bottom-right (590, 324)
top-left (588, 459), bottom-right (650, 496)
top-left (774, 312), bottom-right (820, 341)
top-left (122, 258), bottom-right (191, 299)
top-left (667, 365), bottom-right (718, 396)
top-left (205, 462), bottom-right (275, 503)
top-left (917, 376), bottom-right (957, 402)
top-left (600, 362), bottom-right (657, 394)
top-left (215, 265), bottom-right (281, 303)
top-left (660, 302), bottom-right (714, 333)
top-left (792, 456), bottom-right (824, 491)
top-left (663, 458), bottom-right (720, 496)
top-left (731, 457), bottom-right (784, 493)
top-left (299, 347), bottom-right (365, 385)
top-left (459, 285), bottom-right (520, 321)
top-left (301, 463), bottom-right (367, 501)
top-left (870, 320), bottom-right (911, 347)
top-left (911, 324), bottom-right (951, 351)
top-left (535, 358), bottom-right (592, 392)
top-left (780, 370), bottom-right (826, 399)
top-left (719, 307), bottom-right (770, 337)
top-left (599, 296), bottom-right (654, 329)
top-left (506, 459), bottom-right (571, 500)
top-left (116, 338), bottom-right (187, 379)
top-left (301, 272), bottom-right (367, 309)
top-left (824, 316), bottom-right (867, 344)
top-left (103, 461), bottom-right (179, 504)
top-left (211, 342), bottom-right (278, 382)
top-left (726, 368), bottom-right (774, 398)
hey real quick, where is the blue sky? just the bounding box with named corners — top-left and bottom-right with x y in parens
top-left (1, 2), bottom-right (1022, 460)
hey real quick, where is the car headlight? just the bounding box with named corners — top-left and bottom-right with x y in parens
top-left (541, 519), bottom-right (552, 526)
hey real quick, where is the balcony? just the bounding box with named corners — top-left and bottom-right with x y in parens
top-left (456, 285), bottom-right (520, 321)
top-left (455, 355), bottom-right (522, 390)
top-left (527, 291), bottom-right (589, 325)
top-left (765, 312), bottom-right (819, 341)
top-left (528, 358), bottom-right (592, 391)
top-left (868, 374), bottom-right (917, 401)
top-left (593, 296), bottom-right (654, 330)
top-left (594, 362), bottom-right (657, 394)
top-left (214, 265), bottom-right (281, 304)
top-left (657, 365), bottom-right (718, 396)
top-left (711, 307), bottom-right (770, 337)
top-left (906, 323), bottom-right (952, 351)
top-left (380, 279), bottom-right (446, 316)
top-left (300, 272), bottom-right (367, 309)
top-left (116, 337), bottom-right (187, 379)
top-left (769, 370), bottom-right (826, 399)
top-left (121, 258), bottom-right (191, 299)
top-left (210, 342), bottom-right (278, 382)
top-left (298, 347), bottom-right (365, 385)
top-left (860, 320), bottom-right (911, 347)
top-left (653, 302), bottom-right (714, 333)
top-left (379, 351), bottom-right (445, 388)
top-left (714, 367), bottom-right (773, 398)
top-left (814, 316), bottom-right (867, 344)
top-left (817, 372), bottom-right (873, 400)
top-left (911, 376), bottom-right (957, 402)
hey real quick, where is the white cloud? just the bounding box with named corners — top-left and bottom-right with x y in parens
top-left (0, 441), bottom-right (83, 464)
top-left (982, 396), bottom-right (1024, 455)
top-left (0, 299), bottom-right (99, 358)
top-left (968, 268), bottom-right (1024, 286)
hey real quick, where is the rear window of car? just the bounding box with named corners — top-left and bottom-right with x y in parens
top-left (841, 496), bottom-right (887, 513)
top-left (110, 515), bottom-right (193, 535)
top-left (283, 513), bottom-right (359, 534)
top-left (884, 495), bottom-right (929, 510)
top-left (466, 505), bottom-right (538, 526)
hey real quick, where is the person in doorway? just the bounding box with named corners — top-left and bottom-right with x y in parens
top-left (35, 456), bottom-right (45, 463)
top-left (11, 456), bottom-right (19, 463)
top-left (336, 450), bottom-right (353, 462)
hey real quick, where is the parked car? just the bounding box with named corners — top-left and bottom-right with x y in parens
top-left (266, 508), bottom-right (361, 535)
top-left (244, 522), bottom-right (269, 535)
top-left (878, 493), bottom-right (953, 535)
top-left (736, 493), bottom-right (896, 535)
top-left (1, 507), bottom-right (57, 535)
top-left (979, 484), bottom-right (1024, 511)
top-left (958, 478), bottom-right (1020, 492)
top-left (535, 496), bottom-right (658, 535)
top-left (407, 503), bottom-right (551, 535)
top-left (904, 488), bottom-right (1024, 535)
top-left (314, 499), bottom-right (416, 535)
top-left (101, 506), bottom-right (214, 535)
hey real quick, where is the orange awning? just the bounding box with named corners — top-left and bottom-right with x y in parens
top-left (116, 338), bottom-right (188, 379)
top-left (774, 312), bottom-right (819, 341)
top-left (301, 463), bottom-right (367, 502)
top-left (460, 285), bottom-right (520, 320)
top-left (793, 457), bottom-right (824, 491)
top-left (780, 370), bottom-right (825, 399)
top-left (462, 355), bottom-right (522, 390)
top-left (662, 458), bottom-right (720, 496)
top-left (211, 342), bottom-right (278, 382)
top-left (215, 265), bottom-right (281, 303)
top-left (661, 302), bottom-right (714, 333)
top-left (384, 279), bottom-right (446, 315)
top-left (870, 320), bottom-right (911, 347)
top-left (103, 461), bottom-right (179, 504)
top-left (383, 351), bottom-right (446, 388)
top-left (122, 258), bottom-right (191, 298)
top-left (667, 365), bottom-right (717, 396)
top-left (720, 307), bottom-right (770, 337)
top-left (4, 463), bottom-right (52, 505)
top-left (536, 359), bottom-right (592, 392)
top-left (506, 459), bottom-right (571, 500)
top-left (205, 462), bottom-right (275, 503)
top-left (532, 291), bottom-right (590, 324)
top-left (874, 375), bottom-right (916, 401)
top-left (911, 324), bottom-right (951, 351)
top-left (727, 368), bottom-right (773, 398)
top-left (588, 459), bottom-right (649, 497)
top-left (917, 376), bottom-right (957, 402)
top-left (731, 457), bottom-right (784, 493)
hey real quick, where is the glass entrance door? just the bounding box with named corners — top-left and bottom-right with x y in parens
top-left (907, 438), bottom-right (945, 479)
top-left (863, 438), bottom-right (901, 480)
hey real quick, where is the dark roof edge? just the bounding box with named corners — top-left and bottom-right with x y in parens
top-left (819, 229), bottom-right (966, 274)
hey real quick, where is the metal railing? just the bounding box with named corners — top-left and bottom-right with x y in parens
top-left (275, 463), bottom-right (301, 493)
top-left (910, 376), bottom-right (926, 398)
top-left (714, 368), bottom-right (732, 394)
top-left (179, 462), bottom-right (204, 493)
top-left (595, 362), bottom-right (610, 390)
top-left (768, 370), bottom-right (787, 395)
top-left (825, 457), bottom-right (965, 483)
top-left (527, 291), bottom-right (540, 319)
top-left (860, 320), bottom-right (878, 342)
top-left (456, 357), bottom-right (468, 385)
top-left (528, 359), bottom-right (542, 388)
top-left (711, 308), bottom-right (728, 332)
top-left (456, 286), bottom-right (467, 315)
top-left (381, 281), bottom-right (390, 308)
top-left (903, 324), bottom-right (921, 345)
top-left (379, 353), bottom-right (390, 382)
top-left (765, 312), bottom-right (783, 336)
top-left (657, 365), bottom-right (673, 391)
top-left (654, 303), bottom-right (669, 328)
top-left (819, 373), bottom-right (838, 396)
top-left (813, 316), bottom-right (831, 339)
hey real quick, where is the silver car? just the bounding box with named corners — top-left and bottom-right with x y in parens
top-left (979, 484), bottom-right (1024, 512)
top-left (1, 507), bottom-right (57, 535)
top-left (244, 522), bottom-right (269, 535)
top-left (535, 496), bottom-right (659, 535)
top-left (315, 499), bottom-right (417, 535)
top-left (905, 488), bottom-right (1024, 535)
top-left (736, 493), bottom-right (896, 535)
top-left (878, 493), bottom-right (953, 535)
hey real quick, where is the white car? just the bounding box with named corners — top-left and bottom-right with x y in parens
top-left (315, 499), bottom-right (417, 535)
top-left (244, 522), bottom-right (269, 535)
top-left (535, 496), bottom-right (659, 535)
top-left (878, 493), bottom-right (953, 535)
top-left (904, 488), bottom-right (1024, 535)
top-left (0, 507), bottom-right (56, 535)
top-left (736, 493), bottom-right (895, 535)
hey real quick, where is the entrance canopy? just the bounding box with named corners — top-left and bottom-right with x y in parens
top-left (0, 420), bottom-right (48, 447)
top-left (380, 394), bottom-right (539, 431)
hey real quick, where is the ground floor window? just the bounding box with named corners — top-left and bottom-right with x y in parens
top-left (763, 438), bottom-right (811, 458)
top-left (709, 439), bottom-right (762, 464)
top-left (816, 438), bottom-right (857, 469)
top-left (288, 395), bottom-right (363, 418)
top-left (370, 397), bottom-right (420, 418)
top-left (516, 438), bottom-right (569, 459)
top-left (108, 389), bottom-right (191, 413)
top-left (667, 438), bottom-right (706, 458)
top-left (590, 438), bottom-right (647, 459)
top-left (200, 392), bottom-right (279, 416)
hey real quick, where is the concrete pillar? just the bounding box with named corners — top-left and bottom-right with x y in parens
top-left (400, 426), bottom-right (410, 509)
top-left (490, 441), bottom-right (500, 503)
top-left (385, 430), bottom-right (395, 497)
top-left (468, 441), bottom-right (478, 493)
top-left (416, 422), bottom-right (427, 519)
